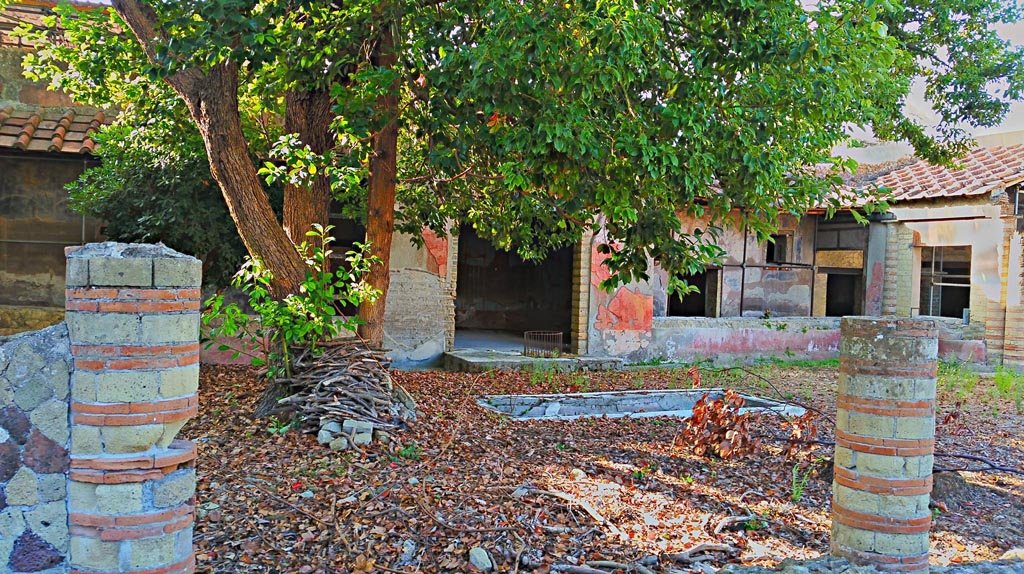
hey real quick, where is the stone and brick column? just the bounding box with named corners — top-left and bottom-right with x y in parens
top-left (64, 243), bottom-right (200, 574)
top-left (1001, 231), bottom-right (1024, 369)
top-left (832, 317), bottom-right (938, 572)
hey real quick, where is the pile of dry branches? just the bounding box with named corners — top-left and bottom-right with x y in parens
top-left (258, 340), bottom-right (416, 430)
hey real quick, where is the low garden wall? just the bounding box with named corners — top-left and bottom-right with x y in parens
top-left (0, 242), bottom-right (200, 574)
top-left (644, 316), bottom-right (987, 366)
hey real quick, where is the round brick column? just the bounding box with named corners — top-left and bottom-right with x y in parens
top-left (832, 317), bottom-right (938, 573)
top-left (1002, 232), bottom-right (1024, 369)
top-left (64, 243), bottom-right (201, 574)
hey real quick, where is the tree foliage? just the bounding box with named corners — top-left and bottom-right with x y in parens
top-left (16, 0), bottom-right (1024, 295)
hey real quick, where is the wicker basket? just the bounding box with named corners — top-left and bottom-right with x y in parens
top-left (523, 330), bottom-right (563, 358)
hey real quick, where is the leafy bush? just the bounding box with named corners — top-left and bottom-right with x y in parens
top-left (203, 224), bottom-right (380, 379)
top-left (66, 123), bottom-right (270, 288)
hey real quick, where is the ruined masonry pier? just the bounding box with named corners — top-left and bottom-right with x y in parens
top-left (833, 317), bottom-right (938, 572)
top-left (65, 244), bottom-right (200, 574)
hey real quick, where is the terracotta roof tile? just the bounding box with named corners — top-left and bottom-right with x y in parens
top-left (870, 145), bottom-right (1024, 203)
top-left (0, 105), bottom-right (107, 154)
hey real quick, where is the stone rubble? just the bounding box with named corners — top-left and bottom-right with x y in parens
top-left (317, 418), bottom-right (376, 450)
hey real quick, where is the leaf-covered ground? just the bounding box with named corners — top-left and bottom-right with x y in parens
top-left (188, 363), bottom-right (1024, 573)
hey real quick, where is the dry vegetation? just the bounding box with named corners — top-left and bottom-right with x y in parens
top-left (188, 361), bottom-right (1024, 573)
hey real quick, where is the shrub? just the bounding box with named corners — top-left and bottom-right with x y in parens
top-left (203, 224), bottom-right (379, 379)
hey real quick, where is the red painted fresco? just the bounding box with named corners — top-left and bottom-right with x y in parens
top-left (865, 261), bottom-right (884, 314)
top-left (590, 242), bottom-right (612, 288)
top-left (595, 287), bottom-right (653, 331)
top-left (422, 229), bottom-right (448, 277)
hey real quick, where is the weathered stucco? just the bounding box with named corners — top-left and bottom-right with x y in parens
top-left (383, 230), bottom-right (456, 366)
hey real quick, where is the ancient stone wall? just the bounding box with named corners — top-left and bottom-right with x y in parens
top-left (0, 242), bottom-right (200, 574)
top-left (0, 324), bottom-right (72, 573)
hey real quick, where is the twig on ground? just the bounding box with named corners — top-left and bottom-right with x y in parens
top-left (552, 565), bottom-right (614, 574)
top-left (714, 514), bottom-right (758, 535)
top-left (518, 487), bottom-right (627, 540)
top-left (664, 542), bottom-right (740, 564)
top-left (586, 559), bottom-right (656, 574)
top-left (727, 366), bottom-right (836, 425)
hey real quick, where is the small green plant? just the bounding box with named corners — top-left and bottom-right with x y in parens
top-left (266, 416), bottom-right (294, 435)
top-left (744, 517), bottom-right (768, 531)
top-left (528, 364), bottom-right (556, 389)
top-left (680, 474), bottom-right (695, 485)
top-left (630, 356), bottom-right (669, 367)
top-left (937, 360), bottom-right (980, 400)
top-left (203, 224), bottom-right (380, 380)
top-left (993, 366), bottom-right (1024, 414)
top-left (791, 463), bottom-right (812, 502)
top-left (395, 442), bottom-right (422, 461)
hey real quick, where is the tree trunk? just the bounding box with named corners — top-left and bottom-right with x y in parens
top-left (175, 63), bottom-right (309, 296)
top-left (283, 89), bottom-right (334, 243)
top-left (358, 16), bottom-right (399, 349)
top-left (113, 0), bottom-right (308, 297)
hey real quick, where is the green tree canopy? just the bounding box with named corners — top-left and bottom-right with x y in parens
top-left (14, 0), bottom-right (1024, 326)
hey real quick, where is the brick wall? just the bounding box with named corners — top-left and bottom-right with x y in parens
top-left (0, 242), bottom-right (201, 574)
top-left (882, 223), bottom-right (916, 316)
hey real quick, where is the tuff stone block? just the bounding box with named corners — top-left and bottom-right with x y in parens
top-left (140, 314), bottom-right (200, 345)
top-left (153, 257), bottom-right (202, 288)
top-left (159, 365), bottom-right (200, 398)
top-left (36, 473), bottom-right (64, 503)
top-left (68, 482), bottom-right (97, 513)
top-left (89, 257), bottom-right (153, 287)
top-left (94, 371), bottom-right (160, 404)
top-left (101, 424), bottom-right (164, 454)
top-left (65, 257), bottom-right (90, 288)
top-left (28, 399), bottom-right (68, 445)
top-left (5, 467), bottom-right (38, 506)
top-left (95, 483), bottom-right (144, 514)
top-left (153, 470), bottom-right (196, 509)
top-left (70, 426), bottom-right (102, 456)
top-left (128, 535), bottom-right (176, 569)
top-left (24, 501), bottom-right (68, 550)
top-left (66, 311), bottom-right (141, 344)
top-left (70, 535), bottom-right (120, 570)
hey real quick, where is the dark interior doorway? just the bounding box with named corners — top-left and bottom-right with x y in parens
top-left (825, 273), bottom-right (862, 317)
top-left (668, 270), bottom-right (719, 317)
top-left (455, 226), bottom-right (573, 349)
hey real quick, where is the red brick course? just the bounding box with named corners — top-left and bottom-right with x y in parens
top-left (66, 288), bottom-right (201, 301)
top-left (835, 430), bottom-right (934, 457)
top-left (71, 440), bottom-right (196, 473)
top-left (833, 504), bottom-right (932, 534)
top-left (834, 466), bottom-right (933, 496)
top-left (836, 395), bottom-right (934, 418)
top-left (71, 404), bottom-right (197, 426)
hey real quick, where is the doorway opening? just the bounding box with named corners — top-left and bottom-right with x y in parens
top-left (668, 269), bottom-right (720, 317)
top-left (824, 272), bottom-right (863, 317)
top-left (454, 226), bottom-right (573, 352)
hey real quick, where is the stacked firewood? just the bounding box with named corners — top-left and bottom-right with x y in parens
top-left (261, 340), bottom-right (416, 430)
